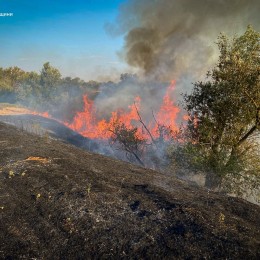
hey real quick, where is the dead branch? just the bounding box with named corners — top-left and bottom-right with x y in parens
top-left (134, 103), bottom-right (156, 145)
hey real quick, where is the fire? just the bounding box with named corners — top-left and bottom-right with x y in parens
top-left (0, 82), bottom-right (183, 142)
top-left (66, 81), bottom-right (181, 141)
top-left (65, 96), bottom-right (141, 139)
top-left (150, 80), bottom-right (180, 137)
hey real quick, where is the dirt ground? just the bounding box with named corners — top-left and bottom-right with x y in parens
top-left (0, 120), bottom-right (260, 259)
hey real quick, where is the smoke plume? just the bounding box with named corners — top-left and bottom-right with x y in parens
top-left (111, 0), bottom-right (260, 81)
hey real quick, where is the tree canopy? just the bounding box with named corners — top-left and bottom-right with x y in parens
top-left (184, 26), bottom-right (260, 189)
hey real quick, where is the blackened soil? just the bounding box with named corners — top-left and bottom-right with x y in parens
top-left (0, 121), bottom-right (259, 259)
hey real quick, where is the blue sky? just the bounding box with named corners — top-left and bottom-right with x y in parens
top-left (0, 0), bottom-right (129, 81)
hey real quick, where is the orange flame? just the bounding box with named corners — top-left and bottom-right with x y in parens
top-left (65, 96), bottom-right (141, 139)
top-left (66, 81), bottom-right (182, 141)
top-left (150, 80), bottom-right (180, 137)
top-left (2, 82), bottom-right (184, 141)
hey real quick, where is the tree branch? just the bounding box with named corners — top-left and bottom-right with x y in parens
top-left (237, 107), bottom-right (259, 146)
top-left (134, 103), bottom-right (156, 145)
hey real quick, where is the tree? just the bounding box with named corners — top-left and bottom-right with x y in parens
top-left (0, 66), bottom-right (28, 103)
top-left (16, 71), bottom-right (41, 107)
top-left (120, 73), bottom-right (137, 82)
top-left (183, 26), bottom-right (260, 189)
top-left (40, 62), bottom-right (61, 100)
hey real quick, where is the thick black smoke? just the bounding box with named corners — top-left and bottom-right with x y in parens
top-left (111, 0), bottom-right (260, 81)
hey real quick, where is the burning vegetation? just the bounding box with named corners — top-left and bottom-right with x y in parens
top-left (1, 0), bottom-right (260, 258)
top-left (0, 26), bottom-right (260, 204)
top-left (65, 81), bottom-right (181, 140)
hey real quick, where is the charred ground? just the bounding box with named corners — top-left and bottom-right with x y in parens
top-left (0, 121), bottom-right (259, 259)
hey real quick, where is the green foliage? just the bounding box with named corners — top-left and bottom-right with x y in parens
top-left (183, 26), bottom-right (260, 189)
top-left (0, 62), bottom-right (102, 120)
top-left (40, 62), bottom-right (62, 100)
top-left (15, 72), bottom-right (41, 107)
top-left (0, 67), bottom-right (28, 90)
top-left (0, 69), bottom-right (12, 91)
top-left (0, 67), bottom-right (29, 102)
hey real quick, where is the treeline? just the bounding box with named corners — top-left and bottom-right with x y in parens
top-left (0, 62), bottom-right (101, 120)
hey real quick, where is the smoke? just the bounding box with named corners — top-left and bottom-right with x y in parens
top-left (95, 77), bottom-right (166, 120)
top-left (110, 0), bottom-right (260, 81)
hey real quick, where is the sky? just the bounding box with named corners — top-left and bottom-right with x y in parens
top-left (0, 0), bottom-right (128, 81)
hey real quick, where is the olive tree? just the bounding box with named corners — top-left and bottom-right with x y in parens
top-left (183, 26), bottom-right (260, 190)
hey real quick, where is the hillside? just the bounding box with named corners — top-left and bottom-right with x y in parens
top-left (0, 113), bottom-right (99, 151)
top-left (0, 121), bottom-right (259, 259)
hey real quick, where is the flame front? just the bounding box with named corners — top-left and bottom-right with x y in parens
top-left (65, 96), bottom-right (141, 139)
top-left (0, 82), bottom-right (183, 141)
top-left (66, 81), bottom-right (181, 141)
top-left (150, 80), bottom-right (180, 137)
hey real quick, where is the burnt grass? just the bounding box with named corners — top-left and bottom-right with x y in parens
top-left (0, 121), bottom-right (259, 259)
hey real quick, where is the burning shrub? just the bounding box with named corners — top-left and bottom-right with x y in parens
top-left (109, 111), bottom-right (179, 170)
top-left (109, 121), bottom-right (146, 166)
